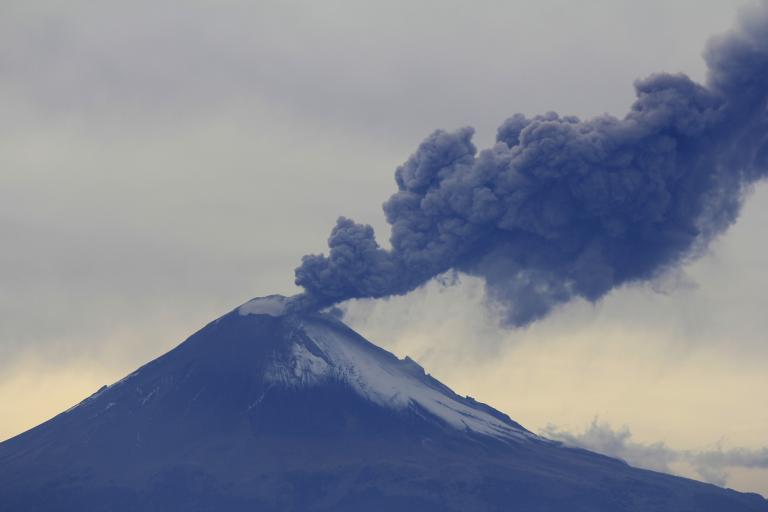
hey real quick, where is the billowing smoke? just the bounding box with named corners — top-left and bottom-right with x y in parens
top-left (293, 2), bottom-right (768, 325)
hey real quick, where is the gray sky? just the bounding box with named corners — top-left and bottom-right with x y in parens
top-left (2, 0), bottom-right (767, 495)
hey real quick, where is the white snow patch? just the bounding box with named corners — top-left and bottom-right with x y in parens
top-left (141, 386), bottom-right (159, 406)
top-left (64, 370), bottom-right (142, 414)
top-left (109, 370), bottom-right (140, 391)
top-left (266, 343), bottom-right (331, 387)
top-left (278, 321), bottom-right (533, 442)
top-left (247, 392), bottom-right (267, 411)
top-left (238, 296), bottom-right (287, 317)
top-left (290, 343), bottom-right (331, 380)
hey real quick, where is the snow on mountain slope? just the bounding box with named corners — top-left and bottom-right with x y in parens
top-left (299, 322), bottom-right (532, 441)
top-left (237, 296), bottom-right (533, 441)
top-left (238, 295), bottom-right (289, 316)
top-left (3, 295), bottom-right (768, 512)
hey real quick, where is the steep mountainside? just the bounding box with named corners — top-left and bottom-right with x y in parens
top-left (1, 296), bottom-right (766, 511)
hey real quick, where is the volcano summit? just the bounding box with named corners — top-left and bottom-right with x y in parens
top-left (0, 296), bottom-right (766, 511)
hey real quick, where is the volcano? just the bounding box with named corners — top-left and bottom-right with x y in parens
top-left (1, 295), bottom-right (766, 511)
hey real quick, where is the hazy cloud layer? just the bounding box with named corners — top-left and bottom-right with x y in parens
top-left (544, 419), bottom-right (768, 487)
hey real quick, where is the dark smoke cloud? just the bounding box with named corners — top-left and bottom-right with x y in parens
top-left (543, 420), bottom-right (768, 487)
top-left (293, 2), bottom-right (768, 325)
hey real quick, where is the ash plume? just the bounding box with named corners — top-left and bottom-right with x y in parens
top-left (293, 2), bottom-right (768, 325)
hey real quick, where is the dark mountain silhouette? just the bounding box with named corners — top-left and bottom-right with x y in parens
top-left (1, 295), bottom-right (766, 511)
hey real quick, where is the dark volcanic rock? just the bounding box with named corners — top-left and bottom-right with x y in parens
top-left (1, 296), bottom-right (766, 511)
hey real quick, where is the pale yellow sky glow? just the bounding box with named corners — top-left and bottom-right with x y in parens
top-left (0, 361), bottom-right (113, 441)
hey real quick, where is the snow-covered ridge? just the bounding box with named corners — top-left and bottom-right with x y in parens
top-left (238, 295), bottom-right (288, 317)
top-left (267, 319), bottom-right (533, 442)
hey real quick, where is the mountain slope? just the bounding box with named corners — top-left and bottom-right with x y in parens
top-left (1, 296), bottom-right (766, 511)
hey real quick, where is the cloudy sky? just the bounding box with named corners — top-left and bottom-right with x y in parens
top-left (2, 0), bottom-right (767, 496)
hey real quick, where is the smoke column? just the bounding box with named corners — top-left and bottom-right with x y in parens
top-left (292, 2), bottom-right (768, 325)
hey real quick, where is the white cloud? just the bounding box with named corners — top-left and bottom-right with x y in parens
top-left (543, 419), bottom-right (768, 490)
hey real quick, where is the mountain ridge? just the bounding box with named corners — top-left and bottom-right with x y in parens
top-left (1, 295), bottom-right (766, 511)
